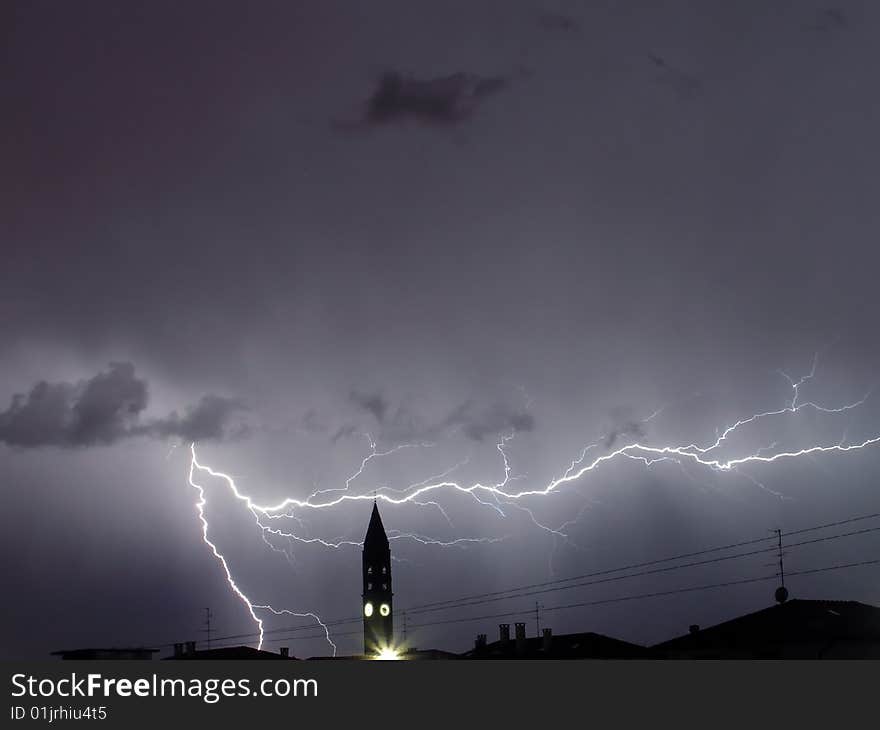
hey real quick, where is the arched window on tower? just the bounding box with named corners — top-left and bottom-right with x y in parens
top-left (381, 566), bottom-right (387, 575)
top-left (367, 566), bottom-right (373, 575)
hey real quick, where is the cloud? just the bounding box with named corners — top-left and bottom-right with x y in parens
top-left (349, 389), bottom-right (388, 422)
top-left (330, 393), bottom-right (535, 446)
top-left (144, 395), bottom-right (249, 443)
top-left (446, 401), bottom-right (535, 442)
top-left (354, 71), bottom-right (508, 127)
top-left (603, 406), bottom-right (647, 450)
top-left (0, 362), bottom-right (247, 448)
top-left (604, 421), bottom-right (645, 450)
top-left (395, 399), bottom-right (535, 443)
top-left (71, 362), bottom-right (149, 444)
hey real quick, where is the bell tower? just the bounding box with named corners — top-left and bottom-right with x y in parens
top-left (362, 501), bottom-right (393, 655)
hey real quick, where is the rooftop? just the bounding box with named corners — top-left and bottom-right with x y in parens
top-left (655, 598), bottom-right (880, 658)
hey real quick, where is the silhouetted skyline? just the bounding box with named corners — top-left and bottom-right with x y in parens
top-left (3, 1), bottom-right (880, 659)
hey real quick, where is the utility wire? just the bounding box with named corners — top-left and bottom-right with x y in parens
top-left (193, 557), bottom-right (880, 652)
top-left (407, 557), bottom-right (880, 631)
top-left (148, 510), bottom-right (880, 649)
top-left (406, 511), bottom-right (880, 612)
top-left (404, 524), bottom-right (880, 615)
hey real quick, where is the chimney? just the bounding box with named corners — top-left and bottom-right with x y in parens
top-left (499, 623), bottom-right (510, 643)
top-left (542, 628), bottom-right (553, 653)
top-left (173, 643), bottom-right (183, 658)
top-left (689, 624), bottom-right (700, 635)
top-left (184, 641), bottom-right (196, 655)
top-left (474, 634), bottom-right (487, 651)
top-left (279, 647), bottom-right (289, 658)
top-left (515, 623), bottom-right (527, 656)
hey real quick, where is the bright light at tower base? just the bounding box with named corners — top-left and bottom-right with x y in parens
top-left (374, 645), bottom-right (402, 660)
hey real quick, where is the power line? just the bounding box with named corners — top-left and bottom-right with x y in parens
top-left (407, 535), bottom-right (775, 612)
top-left (404, 511), bottom-right (880, 613)
top-left (200, 628), bottom-right (365, 653)
top-left (252, 522), bottom-right (880, 641)
top-left (407, 557), bottom-right (880, 633)
top-left (776, 528), bottom-right (786, 590)
top-left (403, 524), bottom-right (880, 616)
top-left (148, 508), bottom-right (880, 650)
top-left (158, 514), bottom-right (880, 649)
top-left (192, 557), bottom-right (880, 653)
top-left (163, 525), bottom-right (880, 649)
top-left (787, 511), bottom-right (880, 536)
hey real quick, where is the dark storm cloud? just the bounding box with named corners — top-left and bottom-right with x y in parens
top-left (5, 0), bottom-right (880, 662)
top-left (445, 401), bottom-right (535, 442)
top-left (0, 363), bottom-right (146, 448)
top-left (70, 362), bottom-right (149, 444)
top-left (330, 395), bottom-right (534, 445)
top-left (400, 399), bottom-right (535, 442)
top-left (349, 389), bottom-right (388, 422)
top-left (144, 395), bottom-right (249, 443)
top-left (359, 71), bottom-right (508, 127)
top-left (0, 363), bottom-right (247, 448)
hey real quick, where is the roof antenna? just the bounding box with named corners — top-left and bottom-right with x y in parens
top-left (201, 607), bottom-right (213, 649)
top-left (774, 528), bottom-right (789, 604)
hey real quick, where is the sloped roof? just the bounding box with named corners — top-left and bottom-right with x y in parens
top-left (463, 631), bottom-right (651, 659)
top-left (164, 646), bottom-right (293, 660)
top-left (51, 647), bottom-right (159, 659)
top-left (655, 599), bottom-right (880, 655)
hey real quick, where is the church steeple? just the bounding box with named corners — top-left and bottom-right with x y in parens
top-left (362, 501), bottom-right (393, 655)
top-left (365, 501), bottom-right (389, 548)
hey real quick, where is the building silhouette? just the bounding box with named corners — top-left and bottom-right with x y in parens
top-left (50, 647), bottom-right (159, 660)
top-left (362, 501), bottom-right (393, 655)
top-left (166, 642), bottom-right (293, 660)
top-left (46, 507), bottom-right (880, 660)
top-left (462, 623), bottom-right (650, 659)
top-left (653, 599), bottom-right (880, 659)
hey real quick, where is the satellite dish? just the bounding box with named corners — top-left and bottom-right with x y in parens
top-left (775, 586), bottom-right (789, 604)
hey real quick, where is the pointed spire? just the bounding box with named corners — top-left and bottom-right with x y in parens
top-left (364, 500), bottom-right (388, 548)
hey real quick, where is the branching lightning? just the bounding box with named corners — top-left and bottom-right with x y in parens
top-left (252, 605), bottom-right (337, 657)
top-left (186, 356), bottom-right (880, 655)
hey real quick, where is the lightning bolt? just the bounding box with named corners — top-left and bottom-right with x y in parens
top-left (188, 456), bottom-right (265, 647)
top-left (252, 605), bottom-right (337, 657)
top-left (186, 356), bottom-right (880, 654)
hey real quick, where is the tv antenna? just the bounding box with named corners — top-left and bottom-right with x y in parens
top-left (773, 529), bottom-right (788, 604)
top-left (201, 607), bottom-right (213, 648)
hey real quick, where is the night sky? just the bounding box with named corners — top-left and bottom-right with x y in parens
top-left (3, 1), bottom-right (880, 660)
